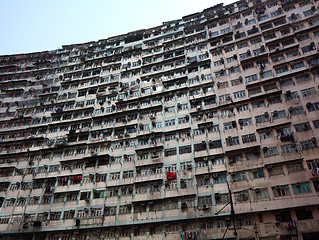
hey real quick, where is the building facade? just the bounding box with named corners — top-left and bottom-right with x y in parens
top-left (0, 0), bottom-right (319, 239)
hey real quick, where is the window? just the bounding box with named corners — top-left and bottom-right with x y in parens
top-left (282, 39), bottom-right (295, 47)
top-left (215, 193), bottom-right (229, 204)
top-left (0, 217), bottom-right (9, 224)
top-left (287, 162), bottom-right (304, 173)
top-left (240, 118), bottom-right (252, 127)
top-left (253, 188), bottom-right (269, 200)
top-left (246, 152), bottom-right (260, 160)
top-left (196, 160), bottom-right (208, 169)
top-left (209, 140), bottom-right (222, 149)
top-left (198, 195), bottom-right (212, 207)
top-left (250, 169), bottom-right (265, 179)
top-left (195, 142), bottom-right (207, 152)
top-left (232, 172), bottom-right (246, 182)
top-left (281, 144), bottom-right (297, 153)
top-left (313, 180), bottom-right (319, 192)
top-left (213, 174), bottom-right (227, 184)
top-left (272, 185), bottom-right (290, 197)
top-left (255, 114), bottom-right (269, 124)
top-left (233, 90), bottom-right (246, 99)
top-left (221, 27), bottom-right (231, 34)
top-left (225, 45), bottom-right (235, 53)
top-left (264, 33), bottom-right (276, 40)
top-left (238, 42), bottom-right (248, 49)
top-left (252, 100), bottom-right (265, 109)
top-left (179, 146), bottom-right (191, 155)
top-left (302, 45), bottom-right (313, 53)
top-left (178, 117), bottom-right (188, 125)
top-left (242, 133), bottom-right (256, 143)
top-left (275, 65), bottom-right (289, 74)
top-left (63, 211), bottom-right (75, 220)
top-left (275, 210), bottom-right (292, 222)
top-left (197, 176), bottom-right (210, 187)
top-left (237, 104), bottom-right (249, 112)
top-left (292, 182), bottom-right (312, 194)
top-left (296, 74), bottom-right (311, 83)
top-left (235, 190), bottom-right (249, 202)
top-left (210, 31), bottom-right (219, 37)
top-left (271, 54), bottom-right (284, 62)
top-left (165, 148), bottom-right (177, 157)
top-left (253, 48), bottom-right (264, 56)
top-left (285, 50), bottom-right (299, 59)
top-left (264, 147), bottom-right (279, 157)
top-left (261, 70), bottom-right (273, 79)
top-left (217, 81), bottom-right (229, 89)
top-left (259, 14), bottom-right (269, 21)
top-left (165, 119), bottom-right (175, 127)
top-left (230, 78), bottom-right (243, 86)
top-left (288, 13), bottom-right (301, 21)
top-left (246, 19), bottom-right (256, 25)
top-left (295, 208), bottom-right (313, 220)
top-left (226, 136), bottom-right (240, 146)
top-left (272, 110), bottom-right (286, 120)
top-left (308, 102), bottom-right (319, 112)
top-left (313, 120), bottom-right (319, 129)
top-left (280, 78), bottom-right (294, 88)
top-left (219, 94), bottom-right (231, 102)
top-left (301, 87), bottom-right (316, 97)
top-left (259, 131), bottom-right (274, 140)
top-left (294, 122), bottom-right (311, 132)
top-left (49, 212), bottom-right (61, 221)
top-left (248, 87), bottom-right (262, 96)
top-left (299, 0), bottom-right (311, 7)
top-left (214, 60), bottom-right (223, 66)
top-left (300, 139), bottom-right (317, 150)
top-left (240, 52), bottom-right (248, 60)
top-left (251, 38), bottom-right (262, 45)
top-left (212, 50), bottom-right (222, 56)
top-left (229, 154), bottom-right (242, 163)
top-left (292, 61), bottom-right (305, 70)
top-left (226, 57), bottom-right (235, 63)
top-left (229, 66), bottom-right (240, 75)
top-left (224, 121), bottom-right (236, 130)
top-left (245, 74), bottom-right (258, 83)
top-left (290, 106), bottom-right (304, 116)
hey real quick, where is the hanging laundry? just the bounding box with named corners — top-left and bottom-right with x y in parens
top-left (312, 168), bottom-right (319, 176)
top-left (166, 172), bottom-right (177, 181)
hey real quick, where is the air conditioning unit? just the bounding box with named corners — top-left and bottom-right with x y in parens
top-left (266, 164), bottom-right (273, 170)
top-left (91, 150), bottom-right (98, 156)
top-left (200, 204), bottom-right (209, 210)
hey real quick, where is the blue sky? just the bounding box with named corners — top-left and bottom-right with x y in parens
top-left (0, 0), bottom-right (235, 55)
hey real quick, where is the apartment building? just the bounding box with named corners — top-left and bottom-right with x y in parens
top-left (0, 0), bottom-right (319, 239)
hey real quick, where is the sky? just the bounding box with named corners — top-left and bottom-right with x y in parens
top-left (0, 0), bottom-right (236, 56)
